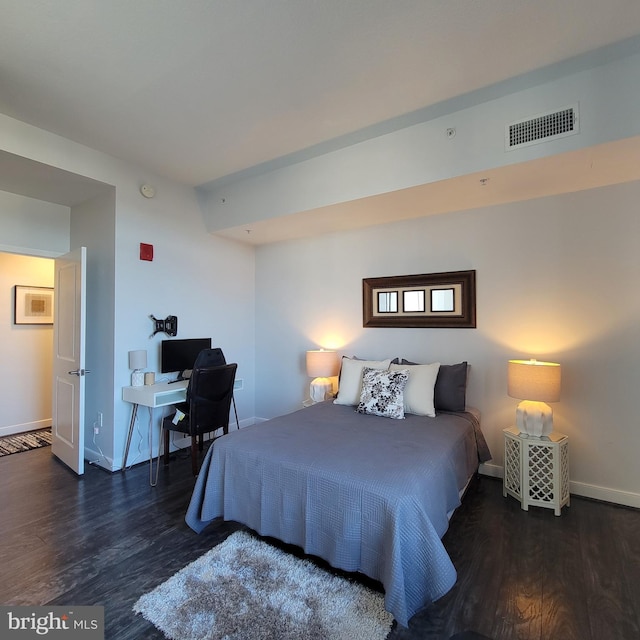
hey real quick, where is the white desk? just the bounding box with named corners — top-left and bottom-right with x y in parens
top-left (122, 380), bottom-right (188, 479)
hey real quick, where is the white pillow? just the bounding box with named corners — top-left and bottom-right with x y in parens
top-left (356, 367), bottom-right (409, 420)
top-left (334, 357), bottom-right (392, 406)
top-left (390, 362), bottom-right (440, 417)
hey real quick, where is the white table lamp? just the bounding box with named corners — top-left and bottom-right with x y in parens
top-left (508, 359), bottom-right (561, 437)
top-left (306, 350), bottom-right (339, 403)
top-left (129, 349), bottom-right (147, 387)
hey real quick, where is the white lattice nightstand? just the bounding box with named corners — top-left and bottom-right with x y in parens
top-left (503, 426), bottom-right (570, 516)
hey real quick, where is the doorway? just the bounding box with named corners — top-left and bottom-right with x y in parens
top-left (0, 251), bottom-right (54, 438)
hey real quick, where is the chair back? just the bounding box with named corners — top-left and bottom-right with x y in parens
top-left (188, 363), bottom-right (237, 436)
top-left (186, 348), bottom-right (227, 402)
top-left (193, 348), bottom-right (226, 369)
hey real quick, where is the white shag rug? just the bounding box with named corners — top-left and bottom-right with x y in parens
top-left (134, 530), bottom-right (393, 640)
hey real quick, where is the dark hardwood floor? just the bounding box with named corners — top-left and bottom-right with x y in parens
top-left (1, 444), bottom-right (639, 640)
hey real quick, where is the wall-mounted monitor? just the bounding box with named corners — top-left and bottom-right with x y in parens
top-left (160, 337), bottom-right (212, 380)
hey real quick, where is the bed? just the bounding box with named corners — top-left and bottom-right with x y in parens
top-left (186, 359), bottom-right (491, 627)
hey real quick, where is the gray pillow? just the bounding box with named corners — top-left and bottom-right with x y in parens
top-left (401, 359), bottom-right (468, 412)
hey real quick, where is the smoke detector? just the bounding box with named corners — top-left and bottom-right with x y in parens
top-left (140, 184), bottom-right (156, 198)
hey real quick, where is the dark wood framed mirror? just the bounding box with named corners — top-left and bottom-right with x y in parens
top-left (363, 270), bottom-right (476, 328)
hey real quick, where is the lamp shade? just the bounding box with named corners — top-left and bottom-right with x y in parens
top-left (508, 359), bottom-right (561, 402)
top-left (128, 349), bottom-right (147, 371)
top-left (306, 350), bottom-right (339, 378)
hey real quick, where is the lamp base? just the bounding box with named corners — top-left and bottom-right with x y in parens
top-left (131, 370), bottom-right (145, 387)
top-left (516, 400), bottom-right (553, 437)
top-left (310, 377), bottom-right (332, 404)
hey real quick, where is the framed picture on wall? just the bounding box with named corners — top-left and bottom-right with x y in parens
top-left (362, 270), bottom-right (476, 328)
top-left (14, 285), bottom-right (54, 325)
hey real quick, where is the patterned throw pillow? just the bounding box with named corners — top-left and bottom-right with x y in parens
top-left (356, 367), bottom-right (409, 420)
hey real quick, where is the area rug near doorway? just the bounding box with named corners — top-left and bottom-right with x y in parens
top-left (134, 530), bottom-right (393, 640)
top-left (0, 428), bottom-right (52, 457)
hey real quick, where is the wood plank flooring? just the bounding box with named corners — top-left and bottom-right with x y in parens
top-left (1, 444), bottom-right (638, 640)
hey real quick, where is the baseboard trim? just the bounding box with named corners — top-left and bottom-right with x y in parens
top-left (84, 446), bottom-right (116, 472)
top-left (0, 419), bottom-right (51, 438)
top-left (479, 462), bottom-right (502, 479)
top-left (479, 462), bottom-right (640, 509)
top-left (87, 431), bottom-right (640, 509)
top-left (569, 481), bottom-right (640, 509)
top-left (113, 417), bottom-right (257, 472)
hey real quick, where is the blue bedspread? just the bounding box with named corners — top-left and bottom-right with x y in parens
top-left (186, 400), bottom-right (491, 626)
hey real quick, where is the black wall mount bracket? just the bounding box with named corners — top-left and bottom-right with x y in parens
top-left (150, 314), bottom-right (178, 338)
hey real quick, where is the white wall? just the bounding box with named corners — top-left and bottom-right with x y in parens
top-left (0, 113), bottom-right (256, 471)
top-left (112, 182), bottom-right (256, 469)
top-left (255, 180), bottom-right (640, 507)
top-left (0, 190), bottom-right (69, 257)
top-left (0, 252), bottom-right (54, 436)
top-left (70, 190), bottom-right (117, 466)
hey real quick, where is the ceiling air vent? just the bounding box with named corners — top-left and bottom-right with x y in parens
top-left (506, 104), bottom-right (579, 150)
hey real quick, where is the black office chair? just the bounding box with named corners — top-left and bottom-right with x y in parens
top-left (163, 363), bottom-right (238, 475)
top-left (174, 348), bottom-right (239, 426)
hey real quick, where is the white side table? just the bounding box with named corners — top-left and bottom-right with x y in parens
top-left (503, 426), bottom-right (570, 516)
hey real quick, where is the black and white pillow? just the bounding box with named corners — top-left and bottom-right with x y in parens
top-left (356, 367), bottom-right (409, 420)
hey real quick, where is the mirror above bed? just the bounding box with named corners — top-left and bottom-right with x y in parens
top-left (362, 270), bottom-right (476, 328)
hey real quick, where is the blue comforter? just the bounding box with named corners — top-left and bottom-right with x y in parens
top-left (186, 400), bottom-right (491, 626)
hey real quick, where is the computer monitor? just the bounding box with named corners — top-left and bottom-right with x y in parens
top-left (160, 338), bottom-right (212, 380)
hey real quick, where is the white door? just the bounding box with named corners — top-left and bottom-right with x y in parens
top-left (52, 247), bottom-right (87, 475)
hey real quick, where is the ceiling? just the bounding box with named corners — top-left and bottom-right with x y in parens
top-left (2, 0), bottom-right (640, 192)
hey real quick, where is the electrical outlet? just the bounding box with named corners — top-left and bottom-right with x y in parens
top-left (93, 423), bottom-right (99, 434)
